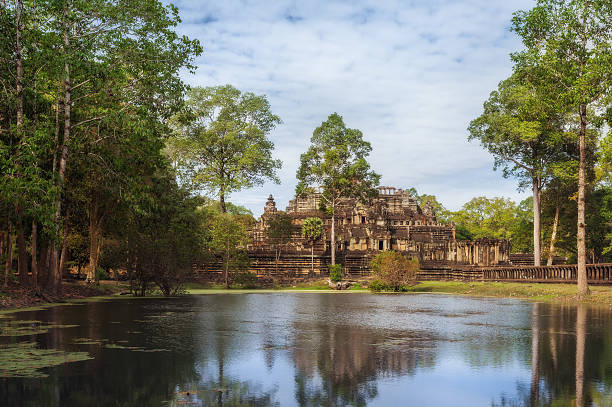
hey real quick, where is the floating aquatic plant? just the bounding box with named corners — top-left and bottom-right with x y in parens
top-left (73, 337), bottom-right (107, 346)
top-left (0, 320), bottom-right (79, 337)
top-left (103, 343), bottom-right (169, 352)
top-left (0, 342), bottom-right (92, 378)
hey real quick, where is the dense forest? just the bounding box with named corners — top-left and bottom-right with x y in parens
top-left (0, 0), bottom-right (610, 300)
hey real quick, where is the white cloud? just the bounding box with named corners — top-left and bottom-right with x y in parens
top-left (171, 0), bottom-right (535, 215)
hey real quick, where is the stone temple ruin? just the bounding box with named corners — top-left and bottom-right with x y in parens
top-left (246, 186), bottom-right (511, 278)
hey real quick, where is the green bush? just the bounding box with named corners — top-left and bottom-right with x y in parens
top-left (329, 264), bottom-right (342, 282)
top-left (369, 252), bottom-right (419, 292)
top-left (96, 268), bottom-right (109, 281)
top-left (232, 272), bottom-right (260, 289)
top-left (368, 280), bottom-right (389, 292)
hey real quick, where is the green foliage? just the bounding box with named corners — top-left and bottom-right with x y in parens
top-left (369, 251), bottom-right (418, 291)
top-left (418, 194), bottom-right (451, 223)
top-left (168, 85), bottom-right (282, 212)
top-left (210, 212), bottom-right (252, 287)
top-left (296, 113), bottom-right (380, 209)
top-left (296, 113), bottom-right (380, 264)
top-left (329, 264), bottom-right (342, 283)
top-left (0, 0), bottom-right (202, 293)
top-left (511, 198), bottom-right (535, 253)
top-left (125, 170), bottom-right (207, 297)
top-left (266, 212), bottom-right (294, 245)
top-left (468, 74), bottom-right (568, 190)
top-left (368, 280), bottom-right (390, 292)
top-left (301, 217), bottom-right (323, 244)
top-left (96, 268), bottom-right (109, 281)
top-left (450, 197), bottom-right (518, 240)
top-left (231, 272), bottom-right (260, 289)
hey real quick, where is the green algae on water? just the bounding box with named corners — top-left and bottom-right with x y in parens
top-left (73, 337), bottom-right (107, 346)
top-left (0, 320), bottom-right (79, 337)
top-left (0, 342), bottom-right (92, 378)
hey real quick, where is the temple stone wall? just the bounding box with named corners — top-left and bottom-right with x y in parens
top-left (195, 188), bottom-right (513, 280)
top-left (248, 188), bottom-right (510, 270)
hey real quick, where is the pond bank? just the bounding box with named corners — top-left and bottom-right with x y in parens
top-left (0, 281), bottom-right (126, 311)
top-left (401, 281), bottom-right (612, 306)
top-left (187, 280), bottom-right (612, 306)
top-left (3, 279), bottom-right (611, 312)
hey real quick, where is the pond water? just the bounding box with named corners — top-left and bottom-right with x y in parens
top-left (1, 293), bottom-right (611, 406)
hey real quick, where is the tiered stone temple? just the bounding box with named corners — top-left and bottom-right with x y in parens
top-left (246, 187), bottom-right (510, 278)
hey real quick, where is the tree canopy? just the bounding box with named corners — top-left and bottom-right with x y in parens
top-left (168, 85), bottom-right (282, 213)
top-left (296, 113), bottom-right (380, 264)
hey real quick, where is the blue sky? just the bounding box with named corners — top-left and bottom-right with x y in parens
top-left (170, 0), bottom-right (536, 216)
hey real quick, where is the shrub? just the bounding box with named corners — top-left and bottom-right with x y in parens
top-left (232, 272), bottom-right (260, 289)
top-left (96, 268), bottom-right (109, 281)
top-left (368, 280), bottom-right (389, 292)
top-left (369, 252), bottom-right (419, 292)
top-left (329, 264), bottom-right (342, 282)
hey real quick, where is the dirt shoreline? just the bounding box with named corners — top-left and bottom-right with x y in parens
top-left (0, 281), bottom-right (126, 311)
top-left (4, 280), bottom-right (612, 312)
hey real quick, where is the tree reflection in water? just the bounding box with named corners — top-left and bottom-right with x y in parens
top-left (291, 322), bottom-right (436, 406)
top-left (493, 303), bottom-right (612, 407)
top-left (3, 295), bottom-right (612, 406)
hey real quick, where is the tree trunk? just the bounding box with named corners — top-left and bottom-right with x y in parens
top-left (311, 244), bottom-right (314, 277)
top-left (16, 215), bottom-right (28, 286)
top-left (220, 187), bottom-right (226, 213)
top-left (58, 213), bottom-right (69, 281)
top-left (224, 249), bottom-right (230, 289)
top-left (331, 212), bottom-right (336, 265)
top-left (577, 104), bottom-right (588, 297)
top-left (31, 220), bottom-right (38, 289)
top-left (532, 178), bottom-right (541, 266)
top-left (575, 304), bottom-right (586, 407)
top-left (53, 79), bottom-right (63, 173)
top-left (48, 11), bottom-right (71, 295)
top-left (547, 205), bottom-right (560, 266)
top-left (4, 223), bottom-right (12, 288)
top-left (15, 0), bottom-right (23, 135)
top-left (86, 201), bottom-right (102, 283)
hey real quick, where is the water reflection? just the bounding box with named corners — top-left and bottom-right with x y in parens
top-left (1, 294), bottom-right (612, 406)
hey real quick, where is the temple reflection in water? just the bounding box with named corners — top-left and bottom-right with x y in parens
top-left (2, 294), bottom-right (612, 406)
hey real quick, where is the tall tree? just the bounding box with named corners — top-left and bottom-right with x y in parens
top-left (511, 0), bottom-right (612, 296)
top-left (168, 85), bottom-right (282, 213)
top-left (0, 0), bottom-right (200, 294)
top-left (301, 217), bottom-right (323, 277)
top-left (469, 74), bottom-right (567, 266)
top-left (296, 113), bottom-right (380, 265)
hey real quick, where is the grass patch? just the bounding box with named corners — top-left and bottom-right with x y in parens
top-left (400, 281), bottom-right (612, 305)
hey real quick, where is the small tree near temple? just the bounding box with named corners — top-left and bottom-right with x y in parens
top-left (369, 251), bottom-right (419, 292)
top-left (301, 217), bottom-right (323, 277)
top-left (210, 213), bottom-right (251, 288)
top-left (296, 113), bottom-right (380, 265)
top-left (266, 212), bottom-right (294, 275)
